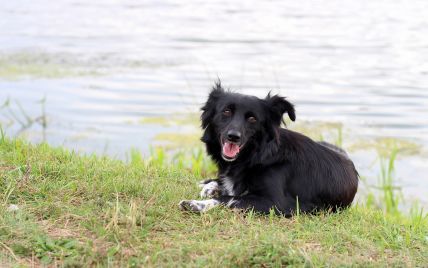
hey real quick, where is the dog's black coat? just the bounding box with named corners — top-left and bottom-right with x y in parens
top-left (200, 82), bottom-right (358, 216)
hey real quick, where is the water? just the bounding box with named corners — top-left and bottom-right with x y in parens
top-left (1, 0), bottom-right (427, 204)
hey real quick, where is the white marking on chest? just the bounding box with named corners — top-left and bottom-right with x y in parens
top-left (222, 177), bottom-right (235, 196)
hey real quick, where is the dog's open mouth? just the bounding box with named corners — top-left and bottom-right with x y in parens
top-left (222, 141), bottom-right (242, 161)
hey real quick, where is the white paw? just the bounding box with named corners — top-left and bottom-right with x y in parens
top-left (179, 199), bottom-right (220, 213)
top-left (199, 180), bottom-right (220, 198)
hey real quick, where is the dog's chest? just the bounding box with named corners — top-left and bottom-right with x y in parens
top-left (220, 176), bottom-right (248, 197)
top-left (221, 177), bottom-right (235, 195)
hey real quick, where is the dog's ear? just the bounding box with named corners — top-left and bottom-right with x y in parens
top-left (265, 93), bottom-right (296, 126)
top-left (201, 81), bottom-right (224, 129)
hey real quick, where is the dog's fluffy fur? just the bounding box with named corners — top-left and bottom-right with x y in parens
top-left (179, 82), bottom-right (358, 216)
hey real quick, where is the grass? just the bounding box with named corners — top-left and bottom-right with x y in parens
top-left (1, 135), bottom-right (427, 267)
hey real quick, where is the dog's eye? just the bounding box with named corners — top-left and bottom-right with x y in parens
top-left (223, 109), bottom-right (232, 116)
top-left (248, 116), bottom-right (257, 123)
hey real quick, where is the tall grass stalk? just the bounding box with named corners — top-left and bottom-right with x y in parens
top-left (378, 146), bottom-right (401, 215)
top-left (0, 97), bottom-right (48, 135)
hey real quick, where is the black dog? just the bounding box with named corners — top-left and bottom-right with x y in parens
top-left (179, 82), bottom-right (358, 216)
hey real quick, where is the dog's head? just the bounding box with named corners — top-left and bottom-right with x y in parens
top-left (201, 82), bottom-right (295, 162)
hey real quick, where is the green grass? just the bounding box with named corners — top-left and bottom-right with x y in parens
top-left (1, 137), bottom-right (427, 267)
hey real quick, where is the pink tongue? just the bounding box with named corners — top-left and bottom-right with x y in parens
top-left (223, 142), bottom-right (240, 158)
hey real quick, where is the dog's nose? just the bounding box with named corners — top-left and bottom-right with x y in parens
top-left (227, 130), bottom-right (241, 142)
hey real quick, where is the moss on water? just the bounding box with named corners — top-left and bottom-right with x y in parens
top-left (349, 137), bottom-right (421, 157)
top-left (153, 132), bottom-right (202, 149)
top-left (139, 113), bottom-right (200, 127)
top-left (0, 52), bottom-right (101, 79)
top-left (0, 51), bottom-right (177, 79)
top-left (0, 64), bottom-right (79, 79)
top-left (139, 116), bottom-right (172, 126)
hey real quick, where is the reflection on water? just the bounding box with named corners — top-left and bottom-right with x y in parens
top-left (0, 0), bottom-right (427, 203)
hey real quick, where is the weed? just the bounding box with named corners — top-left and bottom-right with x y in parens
top-left (0, 97), bottom-right (48, 137)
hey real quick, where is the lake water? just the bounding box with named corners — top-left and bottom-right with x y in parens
top-left (1, 0), bottom-right (427, 205)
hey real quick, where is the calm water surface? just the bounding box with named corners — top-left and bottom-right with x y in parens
top-left (1, 0), bottom-right (427, 204)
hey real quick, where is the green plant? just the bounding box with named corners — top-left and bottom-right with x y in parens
top-left (0, 97), bottom-right (48, 137)
top-left (378, 146), bottom-right (401, 215)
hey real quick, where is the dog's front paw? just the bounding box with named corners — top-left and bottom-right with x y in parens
top-left (199, 180), bottom-right (220, 198)
top-left (179, 200), bottom-right (203, 213)
top-left (179, 199), bottom-right (220, 213)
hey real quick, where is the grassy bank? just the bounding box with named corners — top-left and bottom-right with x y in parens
top-left (1, 136), bottom-right (427, 267)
